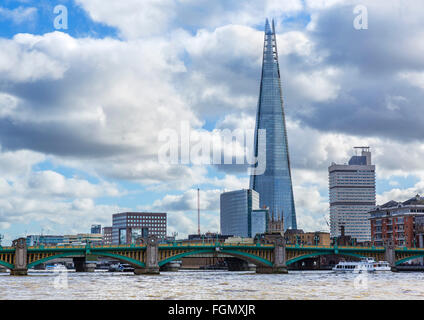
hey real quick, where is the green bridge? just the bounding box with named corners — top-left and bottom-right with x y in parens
top-left (1, 236), bottom-right (424, 275)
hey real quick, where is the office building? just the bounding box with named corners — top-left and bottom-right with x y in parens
top-left (26, 235), bottom-right (64, 247)
top-left (102, 227), bottom-right (113, 245)
top-left (220, 189), bottom-right (268, 238)
top-left (250, 19), bottom-right (297, 230)
top-left (329, 147), bottom-right (375, 242)
top-left (91, 224), bottom-right (101, 234)
top-left (62, 233), bottom-right (103, 245)
top-left (369, 194), bottom-right (424, 247)
top-left (112, 212), bottom-right (167, 245)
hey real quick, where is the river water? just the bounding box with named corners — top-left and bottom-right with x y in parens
top-left (1, 269), bottom-right (424, 300)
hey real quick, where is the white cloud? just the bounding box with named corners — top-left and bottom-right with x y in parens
top-left (0, 6), bottom-right (37, 24)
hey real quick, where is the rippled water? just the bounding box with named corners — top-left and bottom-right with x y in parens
top-left (1, 270), bottom-right (424, 300)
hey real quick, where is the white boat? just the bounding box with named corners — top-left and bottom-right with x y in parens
top-left (46, 263), bottom-right (60, 270)
top-left (332, 258), bottom-right (391, 272)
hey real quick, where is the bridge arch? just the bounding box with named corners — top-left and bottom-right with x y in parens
top-left (158, 248), bottom-right (273, 267)
top-left (395, 255), bottom-right (424, 266)
top-left (286, 251), bottom-right (367, 266)
top-left (27, 252), bottom-right (146, 269)
top-left (0, 260), bottom-right (14, 270)
top-left (28, 252), bottom-right (84, 269)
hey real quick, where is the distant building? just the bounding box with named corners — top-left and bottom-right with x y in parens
top-left (220, 189), bottom-right (268, 238)
top-left (91, 224), bottom-right (101, 234)
top-left (187, 232), bottom-right (232, 243)
top-left (267, 215), bottom-right (284, 235)
top-left (102, 227), bottom-right (113, 245)
top-left (112, 212), bottom-right (167, 245)
top-left (26, 235), bottom-right (64, 247)
top-left (369, 194), bottom-right (424, 247)
top-left (329, 147), bottom-right (376, 242)
top-left (284, 229), bottom-right (330, 246)
top-left (63, 233), bottom-right (103, 245)
top-left (331, 225), bottom-right (358, 246)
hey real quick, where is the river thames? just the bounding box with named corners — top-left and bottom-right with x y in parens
top-left (1, 269), bottom-right (424, 300)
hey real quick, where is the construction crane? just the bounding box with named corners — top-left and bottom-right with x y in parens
top-left (197, 188), bottom-right (201, 235)
top-left (324, 217), bottom-right (330, 228)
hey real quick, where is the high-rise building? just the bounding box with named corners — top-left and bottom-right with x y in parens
top-left (250, 19), bottom-right (297, 230)
top-left (220, 189), bottom-right (268, 238)
top-left (329, 147), bottom-right (376, 242)
top-left (112, 212), bottom-right (167, 245)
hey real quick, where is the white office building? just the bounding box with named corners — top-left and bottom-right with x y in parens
top-left (329, 147), bottom-right (376, 242)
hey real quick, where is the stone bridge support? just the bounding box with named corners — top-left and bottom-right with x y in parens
top-left (134, 235), bottom-right (160, 275)
top-left (226, 258), bottom-right (256, 271)
top-left (10, 238), bottom-right (27, 276)
top-left (256, 235), bottom-right (288, 274)
top-left (73, 257), bottom-right (96, 272)
top-left (384, 240), bottom-right (397, 272)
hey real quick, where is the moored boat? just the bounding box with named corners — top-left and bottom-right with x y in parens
top-left (333, 258), bottom-right (391, 272)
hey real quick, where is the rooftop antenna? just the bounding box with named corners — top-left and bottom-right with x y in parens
top-left (354, 146), bottom-right (370, 155)
top-left (197, 188), bottom-right (201, 235)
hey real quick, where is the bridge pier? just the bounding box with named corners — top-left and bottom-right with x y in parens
top-left (73, 257), bottom-right (96, 272)
top-left (135, 235), bottom-right (160, 275)
top-left (10, 238), bottom-right (27, 276)
top-left (226, 258), bottom-right (256, 271)
top-left (384, 241), bottom-right (398, 272)
top-left (256, 235), bottom-right (288, 274)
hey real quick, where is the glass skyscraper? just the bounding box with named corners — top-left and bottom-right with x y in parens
top-left (220, 189), bottom-right (268, 237)
top-left (250, 19), bottom-right (297, 230)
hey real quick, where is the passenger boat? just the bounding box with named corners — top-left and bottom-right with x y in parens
top-left (332, 258), bottom-right (391, 272)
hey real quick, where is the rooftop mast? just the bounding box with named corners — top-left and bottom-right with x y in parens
top-left (197, 188), bottom-right (200, 235)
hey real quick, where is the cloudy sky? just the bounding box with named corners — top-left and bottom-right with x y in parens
top-left (1, 0), bottom-right (424, 244)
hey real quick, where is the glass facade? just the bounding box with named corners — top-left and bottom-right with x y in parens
top-left (26, 235), bottom-right (64, 247)
top-left (251, 209), bottom-right (268, 237)
top-left (250, 19), bottom-right (297, 230)
top-left (220, 189), bottom-right (267, 237)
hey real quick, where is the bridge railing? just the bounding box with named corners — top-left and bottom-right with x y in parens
top-left (158, 242), bottom-right (274, 248)
top-left (0, 246), bottom-right (14, 251)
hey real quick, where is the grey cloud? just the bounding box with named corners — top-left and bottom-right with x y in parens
top-left (288, 3), bottom-right (424, 142)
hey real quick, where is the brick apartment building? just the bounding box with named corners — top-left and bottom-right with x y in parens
top-left (369, 194), bottom-right (424, 247)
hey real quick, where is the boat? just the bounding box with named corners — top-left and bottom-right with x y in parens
top-left (46, 263), bottom-right (60, 270)
top-left (108, 263), bottom-right (134, 272)
top-left (332, 258), bottom-right (391, 272)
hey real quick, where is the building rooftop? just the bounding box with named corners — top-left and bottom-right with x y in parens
top-left (377, 194), bottom-right (424, 209)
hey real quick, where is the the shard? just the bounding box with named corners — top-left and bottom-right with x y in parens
top-left (250, 19), bottom-right (297, 230)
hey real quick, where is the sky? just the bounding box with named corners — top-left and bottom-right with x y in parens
top-left (1, 0), bottom-right (424, 244)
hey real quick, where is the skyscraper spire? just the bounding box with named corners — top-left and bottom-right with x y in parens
top-left (250, 18), bottom-right (297, 230)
